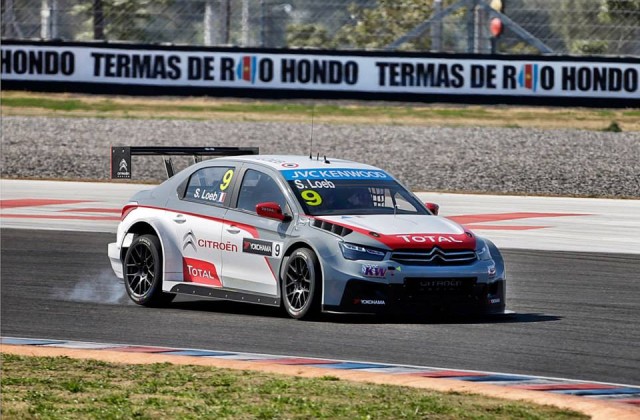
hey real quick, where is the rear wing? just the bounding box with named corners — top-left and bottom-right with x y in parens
top-left (110, 146), bottom-right (259, 179)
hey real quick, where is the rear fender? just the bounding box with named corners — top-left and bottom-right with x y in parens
top-left (122, 216), bottom-right (182, 286)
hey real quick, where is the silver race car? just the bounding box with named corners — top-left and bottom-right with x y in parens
top-left (108, 153), bottom-right (506, 319)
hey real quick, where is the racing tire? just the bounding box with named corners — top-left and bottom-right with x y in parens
top-left (123, 234), bottom-right (175, 307)
top-left (282, 248), bottom-right (322, 320)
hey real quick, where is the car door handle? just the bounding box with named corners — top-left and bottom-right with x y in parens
top-left (173, 214), bottom-right (186, 224)
top-left (226, 226), bottom-right (241, 234)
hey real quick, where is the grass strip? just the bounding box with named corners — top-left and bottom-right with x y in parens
top-left (1, 353), bottom-right (586, 419)
top-left (2, 91), bottom-right (638, 131)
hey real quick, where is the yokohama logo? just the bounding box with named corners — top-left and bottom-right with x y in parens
top-left (242, 238), bottom-right (272, 256)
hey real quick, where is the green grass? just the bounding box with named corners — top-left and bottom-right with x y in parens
top-left (0, 96), bottom-right (492, 120)
top-left (3, 91), bottom-right (639, 131)
top-left (1, 354), bottom-right (586, 419)
top-left (2, 97), bottom-right (90, 112)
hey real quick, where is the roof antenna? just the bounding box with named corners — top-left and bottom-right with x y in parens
top-left (309, 104), bottom-right (315, 159)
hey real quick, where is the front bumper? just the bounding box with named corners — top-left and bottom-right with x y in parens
top-left (319, 250), bottom-right (506, 316)
top-left (323, 277), bottom-right (506, 315)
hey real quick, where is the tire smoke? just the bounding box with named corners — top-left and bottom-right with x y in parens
top-left (55, 269), bottom-right (129, 304)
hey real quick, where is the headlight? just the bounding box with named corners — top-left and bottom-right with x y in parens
top-left (476, 244), bottom-right (492, 261)
top-left (340, 242), bottom-right (386, 261)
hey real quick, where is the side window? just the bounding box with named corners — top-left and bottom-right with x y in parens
top-left (237, 169), bottom-right (288, 213)
top-left (183, 166), bottom-right (235, 206)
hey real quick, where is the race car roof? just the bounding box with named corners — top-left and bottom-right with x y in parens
top-left (228, 155), bottom-right (385, 172)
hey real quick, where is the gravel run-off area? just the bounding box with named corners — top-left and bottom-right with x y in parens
top-left (1, 116), bottom-right (639, 198)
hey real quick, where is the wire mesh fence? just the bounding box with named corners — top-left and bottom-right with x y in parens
top-left (2, 0), bottom-right (639, 56)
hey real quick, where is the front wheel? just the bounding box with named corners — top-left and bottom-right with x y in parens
top-left (282, 248), bottom-right (322, 320)
top-left (123, 234), bottom-right (174, 307)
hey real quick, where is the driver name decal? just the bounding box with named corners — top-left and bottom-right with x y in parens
top-left (294, 179), bottom-right (336, 189)
top-left (193, 188), bottom-right (226, 203)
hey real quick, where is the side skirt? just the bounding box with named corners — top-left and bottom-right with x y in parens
top-left (169, 284), bottom-right (280, 307)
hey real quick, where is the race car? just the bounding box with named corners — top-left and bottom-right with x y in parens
top-left (108, 153), bottom-right (507, 319)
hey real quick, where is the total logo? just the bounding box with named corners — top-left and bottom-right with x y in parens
top-left (182, 257), bottom-right (221, 287)
top-left (396, 234), bottom-right (464, 244)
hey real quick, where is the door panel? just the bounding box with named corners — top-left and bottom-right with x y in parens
top-left (221, 168), bottom-right (292, 296)
top-left (165, 165), bottom-right (237, 287)
top-left (220, 213), bottom-right (284, 295)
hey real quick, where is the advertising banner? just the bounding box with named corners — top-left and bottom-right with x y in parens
top-left (2, 41), bottom-right (638, 107)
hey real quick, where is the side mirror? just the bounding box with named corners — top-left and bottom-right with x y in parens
top-left (425, 202), bottom-right (439, 215)
top-left (256, 202), bottom-right (291, 222)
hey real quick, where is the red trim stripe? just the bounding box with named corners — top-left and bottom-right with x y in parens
top-left (312, 216), bottom-right (476, 251)
top-left (448, 212), bottom-right (589, 225)
top-left (463, 225), bottom-right (547, 231)
top-left (0, 214), bottom-right (119, 221)
top-left (136, 205), bottom-right (260, 238)
top-left (59, 207), bottom-right (121, 214)
top-left (0, 199), bottom-right (89, 209)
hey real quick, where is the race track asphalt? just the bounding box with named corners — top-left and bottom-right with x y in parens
top-left (1, 228), bottom-right (638, 386)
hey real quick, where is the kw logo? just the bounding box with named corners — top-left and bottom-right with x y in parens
top-left (183, 230), bottom-right (197, 252)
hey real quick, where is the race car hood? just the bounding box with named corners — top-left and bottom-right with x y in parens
top-left (316, 214), bottom-right (476, 250)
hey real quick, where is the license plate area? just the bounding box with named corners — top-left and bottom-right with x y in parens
top-left (403, 277), bottom-right (477, 297)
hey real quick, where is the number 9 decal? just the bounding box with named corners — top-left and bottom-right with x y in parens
top-left (220, 169), bottom-right (234, 191)
top-left (301, 190), bottom-right (322, 206)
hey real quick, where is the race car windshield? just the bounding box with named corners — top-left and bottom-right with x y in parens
top-left (287, 179), bottom-right (429, 216)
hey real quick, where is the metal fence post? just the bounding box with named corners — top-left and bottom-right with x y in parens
top-left (431, 0), bottom-right (443, 52)
top-left (241, 0), bottom-right (250, 46)
top-left (204, 0), bottom-right (214, 46)
top-left (221, 0), bottom-right (230, 45)
top-left (466, 0), bottom-right (477, 53)
top-left (41, 0), bottom-right (51, 39)
top-left (93, 0), bottom-right (104, 40)
top-left (260, 0), bottom-right (266, 47)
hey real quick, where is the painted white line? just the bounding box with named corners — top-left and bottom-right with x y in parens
top-left (1, 180), bottom-right (639, 254)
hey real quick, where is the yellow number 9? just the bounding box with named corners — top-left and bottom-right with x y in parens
top-left (301, 190), bottom-right (322, 206)
top-left (220, 169), bottom-right (234, 191)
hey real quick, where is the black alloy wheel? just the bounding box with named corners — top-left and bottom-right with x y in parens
top-left (124, 234), bottom-right (174, 306)
top-left (282, 248), bottom-right (321, 319)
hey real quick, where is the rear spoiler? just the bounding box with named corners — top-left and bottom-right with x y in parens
top-left (110, 146), bottom-right (259, 179)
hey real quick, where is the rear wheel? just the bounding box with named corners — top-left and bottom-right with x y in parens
top-left (282, 248), bottom-right (322, 319)
top-left (124, 234), bottom-right (174, 306)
